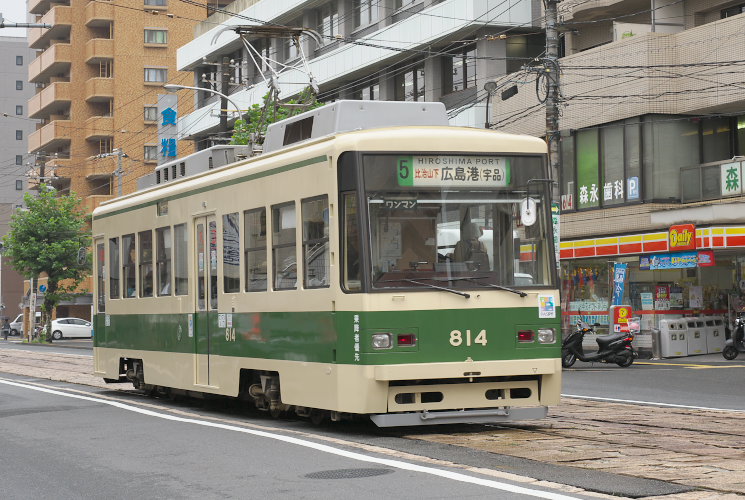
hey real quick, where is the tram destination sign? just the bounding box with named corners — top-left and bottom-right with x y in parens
top-left (397, 155), bottom-right (510, 187)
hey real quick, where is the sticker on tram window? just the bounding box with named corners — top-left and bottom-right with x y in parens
top-left (397, 155), bottom-right (510, 187)
top-left (382, 199), bottom-right (417, 210)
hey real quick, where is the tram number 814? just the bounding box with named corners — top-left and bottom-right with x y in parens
top-left (449, 329), bottom-right (487, 347)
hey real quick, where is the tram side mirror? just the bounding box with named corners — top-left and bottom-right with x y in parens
top-left (520, 197), bottom-right (537, 226)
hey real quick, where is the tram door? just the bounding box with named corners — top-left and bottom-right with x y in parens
top-left (194, 215), bottom-right (218, 386)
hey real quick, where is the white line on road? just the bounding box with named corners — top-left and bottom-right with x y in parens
top-left (564, 393), bottom-right (745, 413)
top-left (0, 378), bottom-right (581, 500)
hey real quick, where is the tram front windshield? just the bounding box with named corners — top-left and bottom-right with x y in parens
top-left (350, 154), bottom-right (555, 291)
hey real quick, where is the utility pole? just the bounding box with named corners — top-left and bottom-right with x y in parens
top-left (220, 56), bottom-right (230, 136)
top-left (96, 149), bottom-right (128, 196)
top-left (545, 0), bottom-right (562, 202)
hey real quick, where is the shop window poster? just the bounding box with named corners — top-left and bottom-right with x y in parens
top-left (689, 286), bottom-right (703, 308)
top-left (655, 285), bottom-right (670, 310)
top-left (669, 286), bottom-right (684, 309)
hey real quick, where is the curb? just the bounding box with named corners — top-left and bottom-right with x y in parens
top-left (2, 339), bottom-right (92, 350)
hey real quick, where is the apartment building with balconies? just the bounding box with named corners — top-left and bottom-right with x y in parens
top-left (26, 0), bottom-right (207, 212)
top-left (489, 0), bottom-right (745, 332)
top-left (175, 0), bottom-right (546, 148)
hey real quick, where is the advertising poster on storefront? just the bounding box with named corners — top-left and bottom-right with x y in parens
top-left (655, 285), bottom-right (670, 310)
top-left (611, 263), bottom-right (627, 305)
top-left (639, 251), bottom-right (698, 270)
top-left (689, 286), bottom-right (703, 308)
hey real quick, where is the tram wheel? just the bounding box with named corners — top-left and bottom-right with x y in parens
top-left (309, 409), bottom-right (329, 426)
top-left (723, 345), bottom-right (739, 360)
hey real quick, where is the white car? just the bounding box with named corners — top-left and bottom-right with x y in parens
top-left (49, 318), bottom-right (93, 340)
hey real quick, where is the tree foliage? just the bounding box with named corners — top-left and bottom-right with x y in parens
top-left (231, 87), bottom-right (324, 146)
top-left (2, 187), bottom-right (91, 342)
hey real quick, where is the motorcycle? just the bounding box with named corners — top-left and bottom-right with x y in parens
top-left (562, 317), bottom-right (637, 368)
top-left (722, 313), bottom-right (745, 360)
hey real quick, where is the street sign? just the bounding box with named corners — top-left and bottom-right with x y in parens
top-left (39, 284), bottom-right (47, 293)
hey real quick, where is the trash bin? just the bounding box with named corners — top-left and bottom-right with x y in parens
top-left (658, 319), bottom-right (688, 358)
top-left (685, 318), bottom-right (707, 355)
top-left (705, 316), bottom-right (725, 354)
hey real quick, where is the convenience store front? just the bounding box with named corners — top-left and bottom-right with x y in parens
top-left (559, 225), bottom-right (745, 334)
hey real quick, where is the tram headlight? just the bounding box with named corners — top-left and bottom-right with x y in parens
top-left (371, 332), bottom-right (393, 349)
top-left (538, 328), bottom-right (556, 344)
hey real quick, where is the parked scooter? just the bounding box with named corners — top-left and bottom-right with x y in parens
top-left (562, 317), bottom-right (636, 368)
top-left (722, 313), bottom-right (745, 360)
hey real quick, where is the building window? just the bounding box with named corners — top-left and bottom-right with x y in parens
top-left (99, 138), bottom-right (112, 155)
top-left (317, 3), bottom-right (340, 43)
top-left (100, 61), bottom-right (113, 78)
top-left (15, 155), bottom-right (22, 165)
top-left (15, 105), bottom-right (23, 115)
top-left (221, 212), bottom-right (240, 293)
top-left (352, 83), bottom-right (379, 100)
top-left (15, 180), bottom-right (23, 190)
top-left (156, 226), bottom-right (172, 296)
top-left (302, 196), bottom-right (329, 288)
top-left (394, 64), bottom-right (425, 101)
top-left (16, 81), bottom-right (23, 90)
top-left (139, 230), bottom-right (153, 297)
top-left (15, 56), bottom-right (22, 66)
top-left (354, 0), bottom-right (379, 27)
top-left (272, 202), bottom-right (297, 290)
top-left (144, 29), bottom-right (168, 44)
top-left (144, 67), bottom-right (167, 83)
top-left (395, 0), bottom-right (417, 9)
top-left (443, 45), bottom-right (476, 93)
top-left (144, 0), bottom-right (167, 5)
top-left (244, 208), bottom-right (267, 292)
top-left (144, 106), bottom-right (158, 121)
top-left (16, 130), bottom-right (22, 140)
top-left (109, 237), bottom-right (120, 299)
top-left (144, 145), bottom-right (158, 161)
top-left (722, 3), bottom-right (745, 17)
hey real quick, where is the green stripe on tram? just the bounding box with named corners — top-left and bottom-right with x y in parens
top-left (93, 307), bottom-right (561, 365)
top-left (93, 155), bottom-right (328, 220)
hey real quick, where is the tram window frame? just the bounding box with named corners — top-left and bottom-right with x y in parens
top-left (341, 192), bottom-right (362, 292)
top-left (156, 226), bottom-right (172, 296)
top-left (244, 207), bottom-right (267, 292)
top-left (208, 220), bottom-right (218, 309)
top-left (173, 223), bottom-right (188, 296)
top-left (271, 201), bottom-right (297, 291)
top-left (122, 234), bottom-right (136, 298)
top-left (139, 231), bottom-right (154, 297)
top-left (302, 195), bottom-right (330, 289)
top-left (96, 242), bottom-right (106, 311)
top-left (109, 237), bottom-right (120, 299)
top-left (222, 212), bottom-right (240, 293)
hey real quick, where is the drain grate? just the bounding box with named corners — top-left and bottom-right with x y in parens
top-left (304, 468), bottom-right (394, 480)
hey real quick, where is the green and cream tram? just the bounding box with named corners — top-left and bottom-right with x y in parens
top-left (92, 101), bottom-right (561, 426)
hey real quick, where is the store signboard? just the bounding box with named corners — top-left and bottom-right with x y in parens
top-left (668, 224), bottom-right (696, 251)
top-left (639, 251), bottom-right (698, 270)
top-left (721, 161), bottom-right (742, 196)
top-left (698, 250), bottom-right (715, 266)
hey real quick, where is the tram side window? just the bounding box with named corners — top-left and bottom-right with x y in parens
top-left (272, 202), bottom-right (297, 290)
top-left (173, 223), bottom-right (188, 295)
top-left (222, 212), bottom-right (240, 293)
top-left (96, 242), bottom-right (106, 312)
top-left (156, 226), bottom-right (172, 296)
top-left (139, 231), bottom-right (154, 297)
top-left (244, 208), bottom-right (267, 292)
top-left (109, 237), bottom-right (120, 299)
top-left (342, 193), bottom-right (361, 291)
top-left (302, 196), bottom-right (329, 288)
top-left (122, 234), bottom-right (136, 298)
top-left (209, 220), bottom-right (218, 309)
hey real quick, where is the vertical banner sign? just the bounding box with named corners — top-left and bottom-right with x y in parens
top-left (721, 161), bottom-right (742, 197)
top-left (158, 93), bottom-right (178, 165)
top-left (551, 203), bottom-right (560, 270)
top-left (611, 262), bottom-right (627, 305)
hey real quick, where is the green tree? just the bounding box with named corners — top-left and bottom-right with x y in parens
top-left (2, 187), bottom-right (91, 342)
top-left (231, 87), bottom-right (323, 145)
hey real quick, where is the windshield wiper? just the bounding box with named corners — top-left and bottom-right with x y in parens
top-left (379, 278), bottom-right (470, 298)
top-left (435, 276), bottom-right (527, 297)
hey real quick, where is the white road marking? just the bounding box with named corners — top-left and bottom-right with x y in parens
top-left (564, 393), bottom-right (745, 413)
top-left (0, 378), bottom-right (581, 500)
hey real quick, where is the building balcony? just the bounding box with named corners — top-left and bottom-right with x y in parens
top-left (29, 43), bottom-right (72, 84)
top-left (28, 120), bottom-right (72, 153)
top-left (85, 115), bottom-right (114, 141)
top-left (45, 157), bottom-right (72, 190)
top-left (85, 38), bottom-right (114, 64)
top-left (28, 81), bottom-right (71, 119)
top-left (85, 156), bottom-right (115, 179)
top-left (85, 77), bottom-right (114, 103)
top-left (29, 0), bottom-right (60, 15)
top-left (28, 5), bottom-right (72, 49)
top-left (85, 0), bottom-right (114, 27)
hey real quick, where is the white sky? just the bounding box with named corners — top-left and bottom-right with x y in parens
top-left (1, 1), bottom-right (29, 38)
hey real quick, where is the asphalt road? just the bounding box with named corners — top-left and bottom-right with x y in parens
top-left (0, 376), bottom-right (599, 500)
